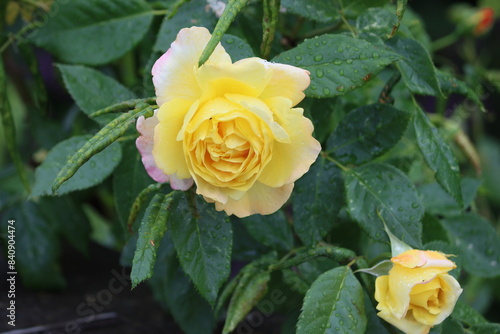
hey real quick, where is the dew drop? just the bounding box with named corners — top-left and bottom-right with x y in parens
top-left (316, 69), bottom-right (324, 78)
top-left (295, 55), bottom-right (302, 60)
top-left (314, 54), bottom-right (323, 61)
top-left (339, 69), bottom-right (344, 76)
top-left (333, 59), bottom-right (343, 65)
top-left (372, 52), bottom-right (380, 59)
top-left (323, 88), bottom-right (330, 95)
top-left (336, 85), bottom-right (345, 92)
top-left (346, 59), bottom-right (353, 64)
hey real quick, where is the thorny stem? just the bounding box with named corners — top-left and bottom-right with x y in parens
top-left (89, 98), bottom-right (157, 118)
top-left (378, 71), bottom-right (401, 104)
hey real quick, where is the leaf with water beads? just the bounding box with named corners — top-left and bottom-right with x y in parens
top-left (273, 34), bottom-right (401, 98)
top-left (297, 266), bottom-right (367, 334)
top-left (131, 193), bottom-right (174, 288)
top-left (31, 135), bottom-right (122, 197)
top-left (414, 106), bottom-right (463, 208)
top-left (167, 192), bottom-right (233, 307)
top-left (344, 163), bottom-right (424, 248)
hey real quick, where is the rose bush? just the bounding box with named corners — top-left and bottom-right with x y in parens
top-left (374, 249), bottom-right (463, 334)
top-left (136, 26), bottom-right (321, 217)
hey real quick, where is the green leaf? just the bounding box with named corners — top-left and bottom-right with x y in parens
top-left (113, 140), bottom-right (155, 230)
top-left (222, 34), bottom-right (254, 61)
top-left (440, 213), bottom-right (500, 277)
top-left (240, 210), bottom-right (293, 252)
top-left (1, 201), bottom-right (65, 289)
top-left (414, 106), bottom-right (463, 208)
top-left (356, 8), bottom-right (398, 38)
top-left (364, 292), bottom-right (390, 334)
top-left (222, 271), bottom-right (271, 334)
top-left (149, 232), bottom-right (215, 334)
top-left (386, 36), bottom-right (442, 96)
top-left (31, 135), bottom-right (122, 197)
top-left (451, 301), bottom-right (488, 327)
top-left (293, 156), bottom-right (344, 246)
top-left (168, 192), bottom-right (232, 306)
top-left (57, 64), bottom-right (136, 125)
top-left (281, 0), bottom-right (340, 22)
top-left (296, 266), bottom-right (367, 334)
top-left (344, 163), bottom-right (424, 247)
top-left (327, 103), bottom-right (411, 165)
top-left (398, 8), bottom-right (432, 50)
top-left (31, 0), bottom-right (153, 65)
top-left (437, 69), bottom-right (485, 112)
top-left (383, 222), bottom-right (413, 257)
top-left (153, 0), bottom-right (217, 53)
top-left (469, 324), bottom-right (500, 334)
top-left (39, 196), bottom-right (91, 255)
top-left (440, 318), bottom-right (465, 334)
top-left (131, 193), bottom-right (173, 288)
top-left (0, 59), bottom-right (30, 192)
top-left (356, 260), bottom-right (393, 277)
top-left (273, 34), bottom-right (400, 98)
top-left (51, 106), bottom-right (153, 193)
top-left (418, 178), bottom-right (481, 217)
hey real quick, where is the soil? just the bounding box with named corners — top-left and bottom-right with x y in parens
top-left (0, 242), bottom-right (185, 334)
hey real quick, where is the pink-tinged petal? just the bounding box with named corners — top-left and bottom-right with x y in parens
top-left (258, 61), bottom-right (311, 106)
top-left (136, 110), bottom-right (194, 190)
top-left (136, 110), bottom-right (168, 183)
top-left (152, 26), bottom-right (231, 106)
top-left (258, 97), bottom-right (321, 187)
top-left (212, 182), bottom-right (294, 217)
top-left (169, 173), bottom-right (194, 191)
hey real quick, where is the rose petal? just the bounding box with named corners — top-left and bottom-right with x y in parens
top-left (154, 98), bottom-right (198, 179)
top-left (392, 250), bottom-right (456, 269)
top-left (213, 181), bottom-right (294, 217)
top-left (196, 57), bottom-right (273, 102)
top-left (258, 97), bottom-right (321, 187)
top-left (431, 274), bottom-right (462, 325)
top-left (152, 26), bottom-right (231, 106)
top-left (259, 61), bottom-right (311, 106)
top-left (136, 110), bottom-right (193, 190)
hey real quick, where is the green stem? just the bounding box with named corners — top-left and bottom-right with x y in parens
top-left (198, 0), bottom-right (251, 67)
top-left (378, 71), bottom-right (401, 104)
top-left (268, 245), bottom-right (357, 272)
top-left (89, 98), bottom-right (157, 118)
top-left (260, 0), bottom-right (280, 59)
top-left (431, 30), bottom-right (461, 52)
top-left (323, 153), bottom-right (350, 172)
top-left (0, 21), bottom-right (43, 54)
top-left (298, 20), bottom-right (343, 39)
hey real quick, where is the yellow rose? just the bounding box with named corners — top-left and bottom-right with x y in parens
top-left (374, 249), bottom-right (463, 334)
top-left (136, 27), bottom-right (321, 217)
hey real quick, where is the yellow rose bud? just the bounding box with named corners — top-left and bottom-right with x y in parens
top-left (136, 27), bottom-right (321, 217)
top-left (374, 249), bottom-right (463, 334)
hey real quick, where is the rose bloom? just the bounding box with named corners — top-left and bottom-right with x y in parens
top-left (374, 249), bottom-right (463, 334)
top-left (136, 27), bottom-right (321, 217)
